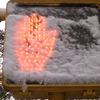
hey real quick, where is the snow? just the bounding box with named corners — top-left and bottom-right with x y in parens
top-left (79, 16), bottom-right (100, 39)
top-left (0, 21), bottom-right (5, 31)
top-left (3, 4), bottom-right (100, 86)
top-left (0, 0), bottom-right (9, 8)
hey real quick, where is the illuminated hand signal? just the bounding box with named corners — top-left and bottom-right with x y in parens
top-left (14, 13), bottom-right (57, 72)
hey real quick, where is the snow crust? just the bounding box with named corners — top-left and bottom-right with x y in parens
top-left (3, 4), bottom-right (100, 85)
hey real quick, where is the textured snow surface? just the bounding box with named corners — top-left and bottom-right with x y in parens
top-left (3, 4), bottom-right (100, 84)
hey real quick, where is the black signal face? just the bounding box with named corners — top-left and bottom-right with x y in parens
top-left (3, 3), bottom-right (100, 84)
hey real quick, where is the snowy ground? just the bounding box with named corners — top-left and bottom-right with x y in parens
top-left (3, 3), bottom-right (100, 86)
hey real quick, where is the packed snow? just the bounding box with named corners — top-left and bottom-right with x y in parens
top-left (3, 3), bottom-right (100, 85)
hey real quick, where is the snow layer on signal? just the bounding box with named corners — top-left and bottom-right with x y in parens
top-left (3, 4), bottom-right (100, 84)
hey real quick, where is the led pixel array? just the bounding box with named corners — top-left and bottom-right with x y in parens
top-left (14, 13), bottom-right (57, 72)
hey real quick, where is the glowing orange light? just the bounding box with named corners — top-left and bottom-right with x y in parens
top-left (14, 13), bottom-right (57, 72)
